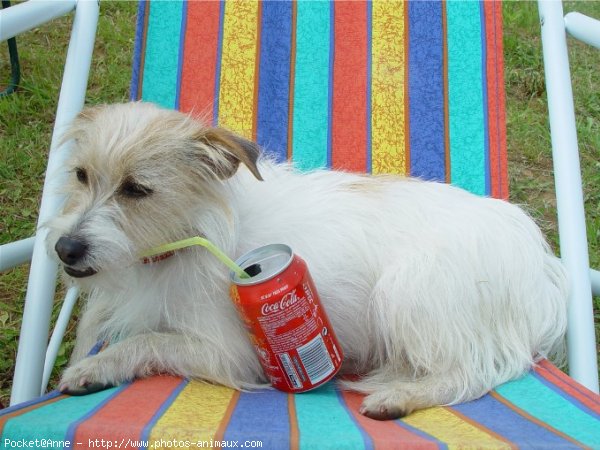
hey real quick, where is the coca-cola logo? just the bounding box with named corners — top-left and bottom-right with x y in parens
top-left (261, 290), bottom-right (303, 315)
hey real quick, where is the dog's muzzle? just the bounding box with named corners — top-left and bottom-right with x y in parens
top-left (55, 236), bottom-right (98, 278)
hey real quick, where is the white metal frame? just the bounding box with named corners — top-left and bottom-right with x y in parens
top-left (1, 0), bottom-right (598, 407)
top-left (0, 0), bottom-right (99, 405)
top-left (538, 0), bottom-right (599, 393)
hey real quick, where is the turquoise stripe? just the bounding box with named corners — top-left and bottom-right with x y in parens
top-left (295, 383), bottom-right (365, 450)
top-left (292, 1), bottom-right (331, 171)
top-left (141, 1), bottom-right (184, 109)
top-left (496, 374), bottom-right (600, 447)
top-left (0, 387), bottom-right (120, 445)
top-left (446, 1), bottom-right (486, 195)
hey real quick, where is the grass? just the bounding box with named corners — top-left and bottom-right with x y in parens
top-left (0, 1), bottom-right (598, 407)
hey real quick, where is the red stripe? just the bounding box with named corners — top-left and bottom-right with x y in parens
top-left (340, 391), bottom-right (439, 450)
top-left (535, 360), bottom-right (600, 414)
top-left (331, 2), bottom-right (368, 173)
top-left (484, 0), bottom-right (508, 200)
top-left (179, 1), bottom-right (221, 123)
top-left (72, 376), bottom-right (184, 448)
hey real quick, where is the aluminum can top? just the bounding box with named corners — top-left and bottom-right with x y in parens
top-left (230, 244), bottom-right (294, 286)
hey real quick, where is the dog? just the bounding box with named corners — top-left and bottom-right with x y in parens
top-left (46, 101), bottom-right (568, 420)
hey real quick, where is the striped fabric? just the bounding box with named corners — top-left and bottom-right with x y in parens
top-left (131, 0), bottom-right (508, 198)
top-left (6, 1), bottom-right (595, 448)
top-left (1, 361), bottom-right (599, 449)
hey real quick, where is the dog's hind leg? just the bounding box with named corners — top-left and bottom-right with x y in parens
top-left (343, 369), bottom-right (486, 420)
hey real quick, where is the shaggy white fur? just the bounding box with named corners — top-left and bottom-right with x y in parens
top-left (46, 102), bottom-right (568, 420)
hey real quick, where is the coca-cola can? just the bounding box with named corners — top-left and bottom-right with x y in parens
top-left (229, 244), bottom-right (343, 392)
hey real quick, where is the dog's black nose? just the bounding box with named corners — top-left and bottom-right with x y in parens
top-left (55, 237), bottom-right (88, 265)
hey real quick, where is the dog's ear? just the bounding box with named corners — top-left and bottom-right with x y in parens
top-left (196, 128), bottom-right (263, 181)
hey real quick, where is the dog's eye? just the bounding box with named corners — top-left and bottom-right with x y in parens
top-left (119, 180), bottom-right (153, 199)
top-left (75, 167), bottom-right (88, 184)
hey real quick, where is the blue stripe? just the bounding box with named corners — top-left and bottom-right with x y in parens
top-left (452, 394), bottom-right (579, 449)
top-left (408, 1), bottom-right (445, 182)
top-left (256, 1), bottom-right (292, 163)
top-left (224, 391), bottom-right (290, 450)
top-left (480, 0), bottom-right (491, 195)
top-left (130, 0), bottom-right (147, 101)
top-left (366, 1), bottom-right (373, 174)
top-left (213, 0), bottom-right (225, 126)
top-left (174, 0), bottom-right (188, 111)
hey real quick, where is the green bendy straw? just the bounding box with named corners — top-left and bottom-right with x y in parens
top-left (139, 236), bottom-right (249, 279)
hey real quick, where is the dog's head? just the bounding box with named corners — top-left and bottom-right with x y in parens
top-left (46, 102), bottom-right (262, 279)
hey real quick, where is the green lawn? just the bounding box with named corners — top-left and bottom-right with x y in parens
top-left (0, 1), bottom-right (598, 407)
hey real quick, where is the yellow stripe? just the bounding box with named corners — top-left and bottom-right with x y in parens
top-left (149, 382), bottom-right (235, 448)
top-left (218, 0), bottom-right (259, 138)
top-left (401, 407), bottom-right (512, 449)
top-left (371, 1), bottom-right (407, 174)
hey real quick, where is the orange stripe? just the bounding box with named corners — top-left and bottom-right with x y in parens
top-left (403, 0), bottom-right (411, 175)
top-left (340, 391), bottom-right (438, 449)
top-left (288, 393), bottom-right (299, 450)
top-left (331, 1), bottom-right (368, 172)
top-left (287, 2), bottom-right (297, 161)
top-left (73, 376), bottom-right (184, 449)
top-left (489, 391), bottom-right (587, 448)
top-left (213, 391), bottom-right (241, 442)
top-left (442, 2), bottom-right (450, 184)
top-left (535, 361), bottom-right (600, 414)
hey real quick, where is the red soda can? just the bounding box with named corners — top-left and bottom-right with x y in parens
top-left (230, 244), bottom-right (343, 392)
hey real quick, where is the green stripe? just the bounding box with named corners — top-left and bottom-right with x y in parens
top-left (291, 1), bottom-right (331, 171)
top-left (496, 374), bottom-right (600, 447)
top-left (0, 387), bottom-right (120, 445)
top-left (295, 383), bottom-right (365, 450)
top-left (141, 1), bottom-right (183, 109)
top-left (446, 1), bottom-right (486, 195)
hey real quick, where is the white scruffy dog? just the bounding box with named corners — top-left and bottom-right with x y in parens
top-left (46, 102), bottom-right (568, 420)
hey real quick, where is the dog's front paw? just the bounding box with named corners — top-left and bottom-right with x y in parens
top-left (59, 356), bottom-right (119, 396)
top-left (359, 389), bottom-right (416, 421)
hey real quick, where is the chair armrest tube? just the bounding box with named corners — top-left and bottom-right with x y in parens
top-left (538, 0), bottom-right (599, 394)
top-left (565, 12), bottom-right (600, 50)
top-left (0, 0), bottom-right (77, 42)
top-left (0, 237), bottom-right (35, 272)
top-left (41, 287), bottom-right (79, 394)
top-left (590, 269), bottom-right (600, 297)
top-left (10, 0), bottom-right (99, 406)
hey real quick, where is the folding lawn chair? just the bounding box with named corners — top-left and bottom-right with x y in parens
top-left (1, 0), bottom-right (599, 448)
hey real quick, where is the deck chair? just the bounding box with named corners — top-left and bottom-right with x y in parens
top-left (1, 0), bottom-right (599, 448)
